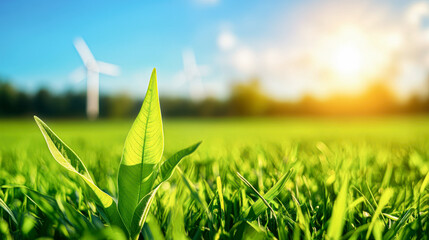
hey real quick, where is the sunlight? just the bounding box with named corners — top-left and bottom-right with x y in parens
top-left (330, 42), bottom-right (364, 77)
top-left (314, 25), bottom-right (389, 92)
top-left (326, 26), bottom-right (370, 81)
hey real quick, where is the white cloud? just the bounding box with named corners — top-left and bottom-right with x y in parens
top-left (406, 1), bottom-right (429, 26)
top-left (217, 30), bottom-right (237, 51)
top-left (212, 0), bottom-right (429, 100)
top-left (394, 60), bottom-right (429, 99)
top-left (231, 47), bottom-right (257, 74)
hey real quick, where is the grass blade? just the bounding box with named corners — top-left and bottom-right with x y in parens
top-left (0, 197), bottom-right (17, 225)
top-left (142, 213), bottom-right (165, 240)
top-left (420, 171), bottom-right (429, 194)
top-left (241, 169), bottom-right (294, 221)
top-left (178, 168), bottom-right (212, 221)
top-left (237, 172), bottom-right (277, 220)
top-left (216, 176), bottom-right (226, 226)
top-left (327, 176), bottom-right (349, 240)
top-left (366, 188), bottom-right (394, 239)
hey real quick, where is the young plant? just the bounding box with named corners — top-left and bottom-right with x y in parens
top-left (34, 68), bottom-right (200, 240)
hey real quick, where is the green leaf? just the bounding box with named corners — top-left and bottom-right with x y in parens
top-left (326, 175), bottom-right (349, 240)
top-left (165, 194), bottom-right (189, 240)
top-left (0, 197), bottom-right (17, 225)
top-left (2, 185), bottom-right (96, 235)
top-left (237, 172), bottom-right (277, 220)
top-left (241, 169), bottom-right (294, 221)
top-left (33, 116), bottom-right (125, 232)
top-left (129, 185), bottom-right (160, 240)
top-left (158, 142), bottom-right (201, 182)
top-left (420, 171), bottom-right (429, 194)
top-left (383, 208), bottom-right (414, 239)
top-left (292, 192), bottom-right (311, 240)
top-left (142, 213), bottom-right (165, 240)
top-left (179, 168), bottom-right (213, 221)
top-left (34, 116), bottom-right (92, 181)
top-left (118, 68), bottom-right (164, 229)
top-left (366, 188), bottom-right (394, 239)
top-left (25, 188), bottom-right (93, 233)
top-left (216, 176), bottom-right (225, 227)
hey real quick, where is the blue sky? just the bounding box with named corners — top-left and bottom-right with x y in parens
top-left (0, 0), bottom-right (427, 100)
top-left (0, 0), bottom-right (293, 95)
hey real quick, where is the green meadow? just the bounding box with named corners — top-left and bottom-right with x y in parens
top-left (0, 117), bottom-right (428, 239)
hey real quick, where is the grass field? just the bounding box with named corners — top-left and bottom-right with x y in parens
top-left (0, 117), bottom-right (429, 239)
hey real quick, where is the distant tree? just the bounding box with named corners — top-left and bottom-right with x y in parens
top-left (1, 76), bottom-right (429, 117)
top-left (197, 97), bottom-right (227, 117)
top-left (65, 92), bottom-right (86, 117)
top-left (33, 89), bottom-right (54, 116)
top-left (359, 83), bottom-right (397, 115)
top-left (105, 94), bottom-right (135, 118)
top-left (229, 79), bottom-right (269, 116)
top-left (0, 83), bottom-right (18, 116)
top-left (160, 98), bottom-right (198, 117)
top-left (15, 92), bottom-right (31, 115)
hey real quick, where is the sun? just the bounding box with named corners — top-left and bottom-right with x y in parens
top-left (326, 27), bottom-right (369, 80)
top-left (313, 25), bottom-right (388, 92)
top-left (329, 41), bottom-right (364, 77)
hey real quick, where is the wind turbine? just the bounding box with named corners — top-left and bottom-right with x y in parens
top-left (179, 49), bottom-right (210, 101)
top-left (72, 37), bottom-right (120, 119)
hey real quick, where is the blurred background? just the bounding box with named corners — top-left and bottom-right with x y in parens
top-left (1, 0), bottom-right (429, 118)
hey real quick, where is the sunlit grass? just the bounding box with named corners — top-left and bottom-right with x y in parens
top-left (0, 117), bottom-right (428, 239)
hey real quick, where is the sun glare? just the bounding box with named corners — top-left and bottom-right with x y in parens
top-left (314, 25), bottom-right (389, 92)
top-left (330, 42), bottom-right (364, 77)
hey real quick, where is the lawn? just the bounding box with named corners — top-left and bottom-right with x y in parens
top-left (0, 117), bottom-right (428, 239)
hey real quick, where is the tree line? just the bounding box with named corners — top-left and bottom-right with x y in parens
top-left (1, 80), bottom-right (429, 118)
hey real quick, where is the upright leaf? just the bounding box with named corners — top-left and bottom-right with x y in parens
top-left (420, 171), bottom-right (429, 194)
top-left (34, 117), bottom-right (125, 232)
top-left (216, 176), bottom-right (225, 227)
top-left (118, 68), bottom-right (164, 229)
top-left (326, 176), bottom-right (349, 240)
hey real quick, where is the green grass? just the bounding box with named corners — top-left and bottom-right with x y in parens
top-left (0, 117), bottom-right (429, 239)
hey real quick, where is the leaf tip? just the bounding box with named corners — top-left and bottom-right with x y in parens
top-left (150, 68), bottom-right (157, 82)
top-left (148, 67), bottom-right (158, 90)
top-left (194, 141), bottom-right (202, 149)
top-left (33, 116), bottom-right (44, 128)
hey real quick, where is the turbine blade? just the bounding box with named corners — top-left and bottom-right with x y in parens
top-left (173, 72), bottom-right (187, 87)
top-left (190, 80), bottom-right (205, 101)
top-left (183, 50), bottom-right (198, 73)
top-left (97, 61), bottom-right (120, 76)
top-left (73, 37), bottom-right (96, 67)
top-left (69, 66), bottom-right (86, 83)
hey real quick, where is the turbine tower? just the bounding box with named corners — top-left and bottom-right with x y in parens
top-left (72, 37), bottom-right (120, 119)
top-left (181, 50), bottom-right (209, 101)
